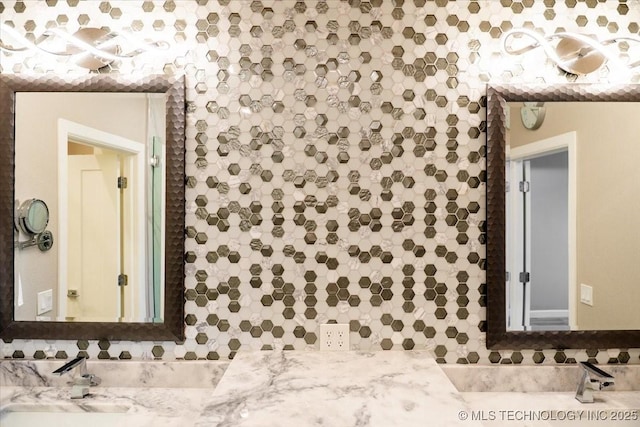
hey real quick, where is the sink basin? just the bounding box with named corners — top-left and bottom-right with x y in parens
top-left (0, 403), bottom-right (133, 427)
top-left (2, 411), bottom-right (131, 427)
top-left (440, 365), bottom-right (640, 426)
top-left (441, 365), bottom-right (640, 392)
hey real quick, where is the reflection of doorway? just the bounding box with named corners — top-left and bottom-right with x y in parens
top-left (506, 132), bottom-right (577, 331)
top-left (67, 150), bottom-right (121, 319)
top-left (57, 119), bottom-right (146, 321)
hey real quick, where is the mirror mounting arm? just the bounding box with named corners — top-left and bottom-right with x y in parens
top-left (14, 230), bottom-right (54, 251)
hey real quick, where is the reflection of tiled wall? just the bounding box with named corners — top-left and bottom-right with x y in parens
top-left (1, 1), bottom-right (639, 365)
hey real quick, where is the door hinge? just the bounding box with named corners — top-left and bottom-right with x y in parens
top-left (506, 181), bottom-right (510, 193)
top-left (150, 155), bottom-right (160, 168)
top-left (118, 274), bottom-right (128, 287)
top-left (519, 272), bottom-right (530, 284)
top-left (505, 271), bottom-right (510, 282)
top-left (519, 181), bottom-right (530, 192)
top-left (117, 177), bottom-right (128, 189)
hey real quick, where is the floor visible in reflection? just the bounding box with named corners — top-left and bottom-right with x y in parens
top-left (530, 317), bottom-right (570, 331)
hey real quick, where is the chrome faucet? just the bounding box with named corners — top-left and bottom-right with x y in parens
top-left (575, 361), bottom-right (614, 403)
top-left (53, 356), bottom-right (101, 399)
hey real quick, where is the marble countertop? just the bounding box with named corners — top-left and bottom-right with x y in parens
top-left (1, 352), bottom-right (638, 427)
top-left (196, 350), bottom-right (481, 427)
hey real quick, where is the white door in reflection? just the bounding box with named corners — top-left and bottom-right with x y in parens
top-left (57, 119), bottom-right (146, 322)
top-left (506, 132), bottom-right (576, 331)
top-left (67, 150), bottom-right (122, 319)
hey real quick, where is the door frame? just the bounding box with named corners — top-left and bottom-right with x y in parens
top-left (57, 119), bottom-right (146, 320)
top-left (506, 131), bottom-right (577, 330)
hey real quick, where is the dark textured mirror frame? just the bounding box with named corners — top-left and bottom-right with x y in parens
top-left (486, 83), bottom-right (640, 350)
top-left (0, 74), bottom-right (185, 341)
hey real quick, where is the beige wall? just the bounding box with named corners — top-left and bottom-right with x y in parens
top-left (509, 102), bottom-right (640, 330)
top-left (14, 92), bottom-right (148, 321)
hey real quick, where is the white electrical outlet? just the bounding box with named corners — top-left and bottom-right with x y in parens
top-left (320, 324), bottom-right (349, 351)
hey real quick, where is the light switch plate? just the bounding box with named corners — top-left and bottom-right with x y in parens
top-left (37, 289), bottom-right (53, 315)
top-left (580, 283), bottom-right (593, 306)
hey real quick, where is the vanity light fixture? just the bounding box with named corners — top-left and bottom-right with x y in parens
top-left (502, 28), bottom-right (640, 76)
top-left (0, 23), bottom-right (169, 70)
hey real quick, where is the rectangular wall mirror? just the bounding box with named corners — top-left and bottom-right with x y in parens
top-left (0, 74), bottom-right (185, 341)
top-left (486, 83), bottom-right (640, 349)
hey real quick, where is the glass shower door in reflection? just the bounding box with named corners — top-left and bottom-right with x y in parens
top-left (149, 136), bottom-right (164, 322)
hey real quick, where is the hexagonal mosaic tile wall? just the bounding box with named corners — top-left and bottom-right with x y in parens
top-left (1, 0), bottom-right (639, 364)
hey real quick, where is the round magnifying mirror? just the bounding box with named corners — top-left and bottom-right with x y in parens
top-left (17, 199), bottom-right (49, 235)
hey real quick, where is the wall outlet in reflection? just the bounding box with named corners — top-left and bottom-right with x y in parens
top-left (580, 284), bottom-right (593, 306)
top-left (320, 324), bottom-right (349, 351)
